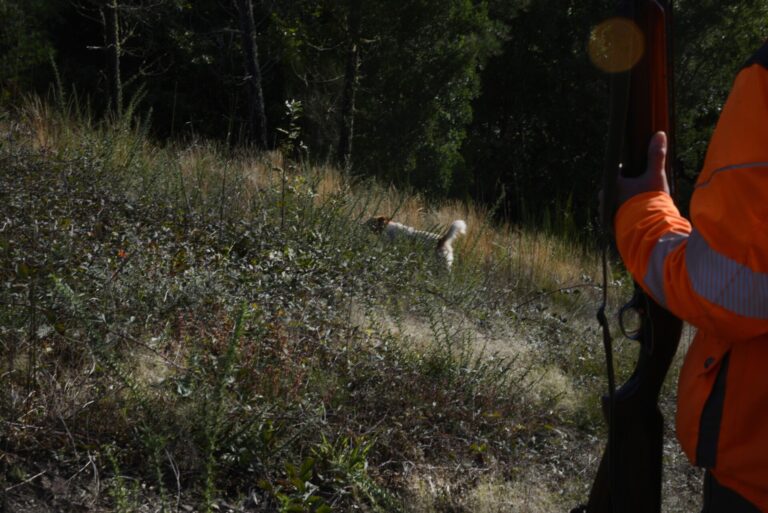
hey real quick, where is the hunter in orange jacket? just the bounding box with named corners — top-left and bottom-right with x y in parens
top-left (615, 42), bottom-right (768, 511)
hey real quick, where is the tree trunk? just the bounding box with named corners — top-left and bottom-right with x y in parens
top-left (105, 0), bottom-right (122, 116)
top-left (337, 0), bottom-right (362, 170)
top-left (234, 0), bottom-right (268, 149)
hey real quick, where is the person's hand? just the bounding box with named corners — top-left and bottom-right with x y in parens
top-left (599, 131), bottom-right (671, 223)
top-left (616, 131), bottom-right (670, 205)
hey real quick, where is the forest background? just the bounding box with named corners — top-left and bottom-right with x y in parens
top-left (5, 0), bottom-right (768, 231)
top-left (4, 1), bottom-right (768, 512)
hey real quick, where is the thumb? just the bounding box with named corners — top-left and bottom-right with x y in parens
top-left (646, 131), bottom-right (669, 192)
top-left (615, 131), bottom-right (670, 205)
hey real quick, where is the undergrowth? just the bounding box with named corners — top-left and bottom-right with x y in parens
top-left (0, 96), bottom-right (671, 513)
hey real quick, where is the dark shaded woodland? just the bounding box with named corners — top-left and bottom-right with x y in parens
top-left (3, 0), bottom-right (767, 228)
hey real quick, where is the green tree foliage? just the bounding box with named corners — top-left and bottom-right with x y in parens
top-left (129, 0), bottom-right (247, 139)
top-left (464, 0), bottom-right (609, 225)
top-left (4, 0), bottom-right (767, 229)
top-left (674, 0), bottom-right (768, 193)
top-left (259, 0), bottom-right (351, 154)
top-left (354, 0), bottom-right (501, 196)
top-left (464, 0), bottom-right (768, 226)
top-left (258, 0), bottom-right (502, 196)
top-left (0, 0), bottom-right (55, 102)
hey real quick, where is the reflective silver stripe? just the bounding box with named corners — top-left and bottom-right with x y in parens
top-left (643, 232), bottom-right (689, 307)
top-left (687, 230), bottom-right (768, 319)
top-left (696, 162), bottom-right (768, 189)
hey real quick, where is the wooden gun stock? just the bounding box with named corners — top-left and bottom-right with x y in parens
top-left (580, 2), bottom-right (683, 512)
top-left (585, 296), bottom-right (682, 513)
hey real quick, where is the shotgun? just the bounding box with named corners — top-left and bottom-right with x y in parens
top-left (573, 1), bottom-right (683, 512)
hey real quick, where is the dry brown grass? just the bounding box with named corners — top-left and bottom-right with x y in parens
top-left (14, 99), bottom-right (598, 294)
top-left (214, 149), bottom-right (599, 290)
top-left (293, 163), bottom-right (601, 291)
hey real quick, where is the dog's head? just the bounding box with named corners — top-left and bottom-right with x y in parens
top-left (365, 215), bottom-right (391, 234)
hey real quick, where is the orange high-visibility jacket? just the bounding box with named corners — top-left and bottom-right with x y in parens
top-left (615, 41), bottom-right (768, 509)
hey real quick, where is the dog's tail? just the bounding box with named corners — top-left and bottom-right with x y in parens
top-left (438, 219), bottom-right (467, 247)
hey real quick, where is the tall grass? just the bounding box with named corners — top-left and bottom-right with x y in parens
top-left (0, 95), bottom-right (657, 513)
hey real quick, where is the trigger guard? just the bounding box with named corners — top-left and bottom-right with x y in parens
top-left (619, 299), bottom-right (642, 341)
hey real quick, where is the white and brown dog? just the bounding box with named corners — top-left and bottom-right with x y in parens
top-left (366, 215), bottom-right (467, 270)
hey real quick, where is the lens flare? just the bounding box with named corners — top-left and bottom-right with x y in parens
top-left (588, 18), bottom-right (644, 73)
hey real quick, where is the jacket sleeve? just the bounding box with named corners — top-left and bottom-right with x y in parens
top-left (615, 52), bottom-right (768, 342)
